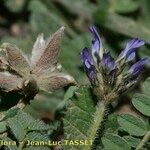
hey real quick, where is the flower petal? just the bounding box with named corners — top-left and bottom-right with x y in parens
top-left (85, 65), bottom-right (96, 82)
top-left (81, 47), bottom-right (96, 81)
top-left (119, 38), bottom-right (145, 61)
top-left (89, 26), bottom-right (103, 59)
top-left (81, 47), bottom-right (93, 68)
top-left (102, 52), bottom-right (115, 70)
top-left (129, 58), bottom-right (148, 77)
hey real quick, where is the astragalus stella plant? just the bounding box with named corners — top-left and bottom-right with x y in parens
top-left (81, 26), bottom-right (147, 149)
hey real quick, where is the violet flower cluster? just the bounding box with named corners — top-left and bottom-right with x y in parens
top-left (81, 26), bottom-right (147, 103)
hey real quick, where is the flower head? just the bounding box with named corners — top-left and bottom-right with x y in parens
top-left (81, 26), bottom-right (147, 103)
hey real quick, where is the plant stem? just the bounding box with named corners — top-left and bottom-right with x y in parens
top-left (136, 130), bottom-right (150, 150)
top-left (84, 101), bottom-right (106, 150)
top-left (18, 141), bottom-right (24, 150)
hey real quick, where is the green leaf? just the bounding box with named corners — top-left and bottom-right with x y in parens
top-left (7, 117), bottom-right (26, 141)
top-left (4, 0), bottom-right (26, 12)
top-left (63, 86), bottom-right (96, 149)
top-left (138, 0), bottom-right (150, 28)
top-left (25, 131), bottom-right (49, 141)
top-left (132, 93), bottom-right (150, 117)
top-left (22, 132), bottom-right (50, 150)
top-left (2, 137), bottom-right (18, 150)
top-left (112, 0), bottom-right (139, 13)
top-left (95, 13), bottom-right (150, 44)
top-left (142, 77), bottom-right (150, 95)
top-left (7, 110), bottom-right (49, 141)
top-left (16, 110), bottom-right (49, 131)
top-left (105, 113), bottom-right (119, 133)
top-left (64, 86), bottom-right (78, 101)
top-left (124, 136), bottom-right (140, 148)
top-left (56, 86), bottom-right (78, 111)
top-left (117, 114), bottom-right (148, 136)
top-left (102, 133), bottom-right (131, 150)
top-left (0, 121), bottom-right (7, 133)
top-left (54, 0), bottom-right (96, 19)
top-left (4, 107), bottom-right (19, 119)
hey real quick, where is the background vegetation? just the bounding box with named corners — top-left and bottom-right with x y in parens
top-left (0, 0), bottom-right (149, 150)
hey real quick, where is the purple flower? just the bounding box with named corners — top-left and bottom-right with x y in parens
top-left (81, 48), bottom-right (96, 81)
top-left (102, 52), bottom-right (115, 70)
top-left (129, 58), bottom-right (148, 77)
top-left (89, 26), bottom-right (103, 59)
top-left (81, 25), bottom-right (147, 93)
top-left (86, 65), bottom-right (96, 82)
top-left (81, 47), bottom-right (93, 68)
top-left (119, 38), bottom-right (145, 61)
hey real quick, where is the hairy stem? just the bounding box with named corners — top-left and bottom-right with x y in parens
top-left (84, 101), bottom-right (106, 150)
top-left (136, 130), bottom-right (150, 150)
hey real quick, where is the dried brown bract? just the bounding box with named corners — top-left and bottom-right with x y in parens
top-left (0, 27), bottom-right (76, 99)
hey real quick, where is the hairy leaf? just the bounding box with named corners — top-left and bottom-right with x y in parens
top-left (63, 86), bottom-right (95, 150)
top-left (102, 133), bottom-right (131, 150)
top-left (2, 137), bottom-right (18, 150)
top-left (7, 110), bottom-right (49, 141)
top-left (132, 94), bottom-right (150, 117)
top-left (124, 136), bottom-right (140, 148)
top-left (0, 121), bottom-right (7, 133)
top-left (142, 77), bottom-right (150, 96)
top-left (117, 114), bottom-right (148, 136)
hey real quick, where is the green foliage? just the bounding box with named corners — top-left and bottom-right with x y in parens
top-left (112, 0), bottom-right (139, 13)
top-left (132, 94), bottom-right (150, 116)
top-left (63, 86), bottom-right (96, 149)
top-left (2, 137), bottom-right (18, 150)
top-left (117, 114), bottom-right (148, 136)
top-left (115, 78), bottom-right (150, 150)
top-left (132, 78), bottom-right (150, 117)
top-left (142, 77), bottom-right (150, 95)
top-left (95, 12), bottom-right (150, 45)
top-left (0, 109), bottom-right (51, 149)
top-left (63, 86), bottom-right (77, 101)
top-left (124, 136), bottom-right (140, 148)
top-left (0, 121), bottom-right (7, 133)
top-left (104, 113), bottom-right (119, 133)
top-left (4, 0), bottom-right (26, 12)
top-left (0, 0), bottom-right (150, 149)
top-left (54, 0), bottom-right (97, 18)
top-left (101, 133), bottom-right (131, 150)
